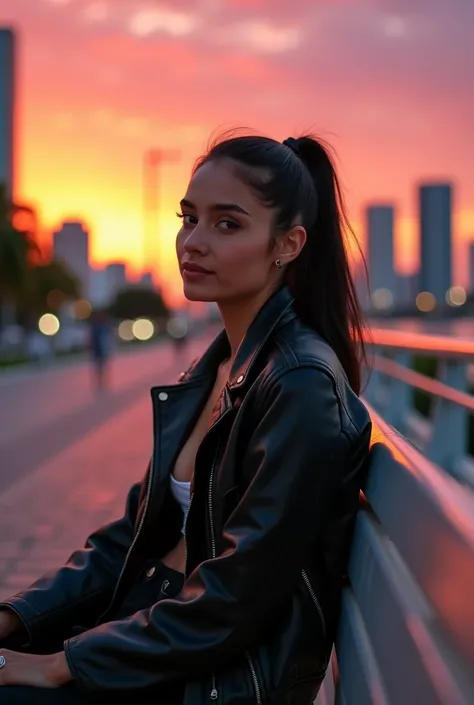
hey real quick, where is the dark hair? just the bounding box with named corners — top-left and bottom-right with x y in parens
top-left (195, 132), bottom-right (368, 395)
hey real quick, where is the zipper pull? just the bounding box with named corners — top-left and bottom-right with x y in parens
top-left (210, 674), bottom-right (218, 700)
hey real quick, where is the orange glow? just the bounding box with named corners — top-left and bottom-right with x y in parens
top-left (3, 2), bottom-right (473, 308)
top-left (366, 327), bottom-right (474, 357)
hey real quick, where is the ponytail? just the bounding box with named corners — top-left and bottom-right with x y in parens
top-left (285, 137), bottom-right (367, 394)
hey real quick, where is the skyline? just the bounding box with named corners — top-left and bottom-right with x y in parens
top-left (1, 0), bottom-right (473, 303)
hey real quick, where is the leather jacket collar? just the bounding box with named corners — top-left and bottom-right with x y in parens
top-left (187, 285), bottom-right (296, 390)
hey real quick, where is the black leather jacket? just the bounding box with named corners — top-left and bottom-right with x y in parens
top-left (1, 286), bottom-right (371, 704)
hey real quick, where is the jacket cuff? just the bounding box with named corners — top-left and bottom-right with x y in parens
top-left (63, 636), bottom-right (97, 691)
top-left (0, 597), bottom-right (39, 646)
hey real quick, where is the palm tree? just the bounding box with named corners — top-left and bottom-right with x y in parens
top-left (16, 259), bottom-right (82, 330)
top-left (0, 184), bottom-right (82, 336)
top-left (0, 182), bottom-right (41, 311)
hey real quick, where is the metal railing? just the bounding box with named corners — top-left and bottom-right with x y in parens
top-left (363, 327), bottom-right (474, 489)
top-left (315, 398), bottom-right (474, 705)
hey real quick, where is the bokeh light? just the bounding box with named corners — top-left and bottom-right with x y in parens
top-left (167, 317), bottom-right (188, 338)
top-left (132, 318), bottom-right (154, 341)
top-left (371, 288), bottom-right (394, 311)
top-left (38, 313), bottom-right (60, 336)
top-left (74, 299), bottom-right (92, 320)
top-left (415, 292), bottom-right (437, 312)
top-left (446, 286), bottom-right (467, 307)
top-left (46, 289), bottom-right (64, 310)
top-left (118, 320), bottom-right (134, 342)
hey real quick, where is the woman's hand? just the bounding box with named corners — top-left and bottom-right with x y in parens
top-left (0, 649), bottom-right (73, 688)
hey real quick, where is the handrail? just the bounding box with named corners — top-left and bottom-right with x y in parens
top-left (365, 327), bottom-right (474, 359)
top-left (372, 355), bottom-right (474, 412)
top-left (366, 401), bottom-right (474, 540)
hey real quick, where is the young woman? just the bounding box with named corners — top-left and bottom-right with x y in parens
top-left (0, 133), bottom-right (371, 704)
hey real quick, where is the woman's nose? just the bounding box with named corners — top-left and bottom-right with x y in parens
top-left (183, 226), bottom-right (209, 255)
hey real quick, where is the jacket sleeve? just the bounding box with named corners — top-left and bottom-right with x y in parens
top-left (63, 367), bottom-right (357, 692)
top-left (0, 473), bottom-right (145, 646)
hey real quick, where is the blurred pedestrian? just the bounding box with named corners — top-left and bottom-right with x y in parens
top-left (89, 309), bottom-right (112, 390)
top-left (167, 316), bottom-right (189, 363)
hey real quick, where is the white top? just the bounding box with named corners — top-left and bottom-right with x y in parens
top-left (170, 474), bottom-right (192, 534)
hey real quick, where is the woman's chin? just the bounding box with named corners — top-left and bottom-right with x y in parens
top-left (182, 281), bottom-right (215, 302)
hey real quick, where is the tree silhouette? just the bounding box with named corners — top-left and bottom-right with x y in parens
top-left (0, 182), bottom-right (41, 303)
top-left (109, 287), bottom-right (169, 321)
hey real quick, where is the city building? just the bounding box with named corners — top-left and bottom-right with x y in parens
top-left (0, 27), bottom-right (16, 196)
top-left (53, 221), bottom-right (90, 299)
top-left (366, 205), bottom-right (398, 310)
top-left (139, 271), bottom-right (154, 289)
top-left (397, 272), bottom-right (420, 309)
top-left (89, 267), bottom-right (110, 308)
top-left (353, 261), bottom-right (371, 311)
top-left (469, 241), bottom-right (474, 294)
top-left (419, 183), bottom-right (453, 306)
top-left (106, 262), bottom-right (128, 299)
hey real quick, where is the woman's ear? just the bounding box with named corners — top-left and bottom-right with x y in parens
top-left (277, 226), bottom-right (307, 265)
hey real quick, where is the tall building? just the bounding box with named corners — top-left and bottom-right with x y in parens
top-left (106, 262), bottom-right (127, 298)
top-left (53, 221), bottom-right (90, 299)
top-left (397, 272), bottom-right (419, 309)
top-left (419, 183), bottom-right (453, 305)
top-left (469, 241), bottom-right (474, 294)
top-left (90, 267), bottom-right (109, 308)
top-left (139, 271), bottom-right (154, 289)
top-left (353, 261), bottom-right (371, 311)
top-left (0, 28), bottom-right (16, 196)
top-left (366, 205), bottom-right (397, 309)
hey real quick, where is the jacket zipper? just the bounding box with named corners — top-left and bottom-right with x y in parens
top-left (245, 651), bottom-right (263, 705)
top-left (96, 456), bottom-right (155, 625)
top-left (184, 490), bottom-right (194, 579)
top-left (185, 399), bottom-right (235, 702)
top-left (301, 569), bottom-right (326, 638)
top-left (208, 443), bottom-right (221, 701)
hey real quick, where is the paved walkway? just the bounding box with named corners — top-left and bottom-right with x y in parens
top-left (0, 332), bottom-right (214, 600)
top-left (0, 395), bottom-right (152, 600)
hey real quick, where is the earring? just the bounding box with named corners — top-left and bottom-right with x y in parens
top-left (275, 259), bottom-right (282, 269)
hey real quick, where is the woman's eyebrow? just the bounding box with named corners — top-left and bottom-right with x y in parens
top-left (180, 198), bottom-right (250, 216)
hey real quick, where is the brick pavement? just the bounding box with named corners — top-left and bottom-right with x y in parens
top-left (0, 393), bottom-right (153, 600)
top-left (0, 331), bottom-right (217, 600)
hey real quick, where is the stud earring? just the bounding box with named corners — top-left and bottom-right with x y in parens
top-left (275, 259), bottom-right (282, 269)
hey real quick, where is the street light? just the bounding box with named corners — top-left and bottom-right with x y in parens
top-left (143, 148), bottom-right (180, 285)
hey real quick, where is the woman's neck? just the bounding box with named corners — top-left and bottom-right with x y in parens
top-left (218, 287), bottom-right (275, 362)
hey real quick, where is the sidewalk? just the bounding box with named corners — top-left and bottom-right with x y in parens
top-left (0, 395), bottom-right (152, 600)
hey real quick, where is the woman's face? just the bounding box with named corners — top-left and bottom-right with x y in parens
top-left (176, 158), bottom-right (279, 304)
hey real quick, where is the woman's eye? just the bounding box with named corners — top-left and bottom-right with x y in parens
top-left (176, 212), bottom-right (197, 226)
top-left (218, 219), bottom-right (239, 231)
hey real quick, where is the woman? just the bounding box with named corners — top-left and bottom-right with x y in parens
top-left (0, 133), bottom-right (371, 704)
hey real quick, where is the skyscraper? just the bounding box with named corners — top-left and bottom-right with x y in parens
top-left (106, 262), bottom-right (128, 299)
top-left (0, 28), bottom-right (16, 196)
top-left (366, 205), bottom-right (397, 309)
top-left (397, 272), bottom-right (419, 309)
top-left (469, 241), bottom-right (474, 295)
top-left (53, 221), bottom-right (90, 298)
top-left (419, 183), bottom-right (453, 305)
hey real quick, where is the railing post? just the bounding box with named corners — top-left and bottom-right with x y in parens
top-left (363, 346), bottom-right (381, 406)
top-left (427, 360), bottom-right (469, 476)
top-left (382, 352), bottom-right (412, 433)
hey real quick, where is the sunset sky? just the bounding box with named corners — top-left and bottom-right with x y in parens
top-left (1, 0), bottom-right (473, 302)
